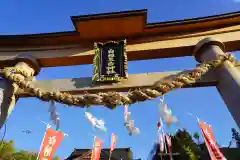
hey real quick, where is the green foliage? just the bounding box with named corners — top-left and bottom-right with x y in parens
top-left (11, 151), bottom-right (38, 160)
top-left (182, 145), bottom-right (197, 160)
top-left (0, 140), bottom-right (60, 160)
top-left (128, 149), bottom-right (133, 160)
top-left (231, 128), bottom-right (240, 148)
top-left (0, 140), bottom-right (16, 160)
top-left (172, 129), bottom-right (201, 159)
top-left (150, 129), bottom-right (202, 160)
top-left (193, 132), bottom-right (200, 144)
top-left (150, 128), bottom-right (240, 160)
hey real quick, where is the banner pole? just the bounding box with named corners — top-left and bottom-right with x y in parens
top-left (91, 136), bottom-right (96, 160)
top-left (108, 151), bottom-right (112, 160)
top-left (36, 124), bottom-right (51, 160)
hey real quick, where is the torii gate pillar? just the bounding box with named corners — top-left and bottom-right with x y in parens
top-left (0, 55), bottom-right (40, 129)
top-left (194, 37), bottom-right (240, 128)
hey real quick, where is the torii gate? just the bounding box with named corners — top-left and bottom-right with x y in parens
top-left (0, 9), bottom-right (240, 129)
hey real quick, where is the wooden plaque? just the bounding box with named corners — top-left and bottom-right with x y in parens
top-left (92, 40), bottom-right (128, 83)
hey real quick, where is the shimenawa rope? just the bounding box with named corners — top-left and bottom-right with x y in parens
top-left (0, 54), bottom-right (235, 109)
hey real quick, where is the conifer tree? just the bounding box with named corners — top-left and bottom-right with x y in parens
top-left (231, 128), bottom-right (240, 148)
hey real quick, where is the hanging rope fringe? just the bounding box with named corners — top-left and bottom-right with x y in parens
top-left (0, 54), bottom-right (235, 109)
top-left (49, 101), bottom-right (60, 130)
top-left (159, 97), bottom-right (179, 127)
top-left (84, 111), bottom-right (107, 132)
top-left (124, 105), bottom-right (140, 135)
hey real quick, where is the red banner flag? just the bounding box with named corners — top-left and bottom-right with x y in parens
top-left (38, 127), bottom-right (64, 160)
top-left (165, 134), bottom-right (172, 153)
top-left (110, 133), bottom-right (117, 152)
top-left (91, 137), bottom-right (103, 160)
top-left (199, 121), bottom-right (226, 160)
top-left (158, 132), bottom-right (165, 152)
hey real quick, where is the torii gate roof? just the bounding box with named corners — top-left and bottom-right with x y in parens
top-left (0, 9), bottom-right (240, 67)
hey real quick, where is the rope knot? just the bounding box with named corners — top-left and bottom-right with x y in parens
top-left (218, 54), bottom-right (236, 64)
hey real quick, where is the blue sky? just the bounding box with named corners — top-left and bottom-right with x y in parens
top-left (0, 0), bottom-right (240, 159)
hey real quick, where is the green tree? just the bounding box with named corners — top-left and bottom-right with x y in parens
top-left (0, 140), bottom-right (60, 160)
top-left (0, 140), bottom-right (16, 160)
top-left (150, 129), bottom-right (202, 160)
top-left (193, 132), bottom-right (200, 145)
top-left (231, 128), bottom-right (240, 148)
top-left (173, 129), bottom-right (201, 160)
top-left (11, 151), bottom-right (35, 160)
top-left (150, 128), bottom-right (240, 160)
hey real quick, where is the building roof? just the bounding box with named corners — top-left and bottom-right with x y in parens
top-left (65, 148), bottom-right (132, 160)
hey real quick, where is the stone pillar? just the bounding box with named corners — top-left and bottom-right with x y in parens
top-left (0, 55), bottom-right (40, 129)
top-left (194, 37), bottom-right (240, 129)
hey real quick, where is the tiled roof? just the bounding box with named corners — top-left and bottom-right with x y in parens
top-left (65, 148), bottom-right (131, 160)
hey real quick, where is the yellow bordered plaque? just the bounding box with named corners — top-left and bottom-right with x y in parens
top-left (92, 40), bottom-right (128, 83)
